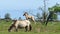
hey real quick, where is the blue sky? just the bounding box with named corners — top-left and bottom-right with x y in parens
top-left (0, 0), bottom-right (60, 20)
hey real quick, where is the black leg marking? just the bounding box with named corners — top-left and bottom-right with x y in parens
top-left (25, 26), bottom-right (28, 32)
top-left (29, 25), bottom-right (32, 31)
top-left (15, 28), bottom-right (18, 32)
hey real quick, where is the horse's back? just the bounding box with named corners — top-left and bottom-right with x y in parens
top-left (15, 20), bottom-right (31, 27)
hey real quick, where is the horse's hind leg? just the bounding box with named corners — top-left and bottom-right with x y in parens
top-left (29, 25), bottom-right (32, 31)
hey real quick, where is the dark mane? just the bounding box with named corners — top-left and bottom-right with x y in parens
top-left (23, 12), bottom-right (29, 16)
top-left (8, 20), bottom-right (17, 32)
top-left (12, 20), bottom-right (17, 25)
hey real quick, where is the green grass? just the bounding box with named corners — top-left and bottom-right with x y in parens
top-left (0, 20), bottom-right (60, 34)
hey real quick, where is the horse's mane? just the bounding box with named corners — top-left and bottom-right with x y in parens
top-left (8, 20), bottom-right (17, 32)
top-left (12, 20), bottom-right (17, 25)
top-left (25, 12), bottom-right (29, 15)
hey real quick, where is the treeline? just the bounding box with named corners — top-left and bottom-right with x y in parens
top-left (0, 3), bottom-right (60, 22)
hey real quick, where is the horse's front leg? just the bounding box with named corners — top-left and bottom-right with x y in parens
top-left (32, 18), bottom-right (36, 24)
top-left (15, 26), bottom-right (18, 32)
top-left (25, 26), bottom-right (28, 32)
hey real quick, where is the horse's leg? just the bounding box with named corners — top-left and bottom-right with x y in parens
top-left (15, 25), bottom-right (18, 32)
top-left (15, 27), bottom-right (18, 32)
top-left (29, 24), bottom-right (32, 31)
top-left (25, 26), bottom-right (28, 32)
top-left (32, 18), bottom-right (36, 24)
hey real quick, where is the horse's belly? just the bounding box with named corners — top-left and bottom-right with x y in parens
top-left (16, 20), bottom-right (30, 28)
top-left (18, 23), bottom-right (27, 27)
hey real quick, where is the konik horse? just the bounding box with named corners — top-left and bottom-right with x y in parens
top-left (8, 20), bottom-right (32, 32)
top-left (23, 12), bottom-right (36, 24)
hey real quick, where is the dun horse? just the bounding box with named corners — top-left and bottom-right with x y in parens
top-left (8, 20), bottom-right (32, 32)
top-left (23, 12), bottom-right (36, 24)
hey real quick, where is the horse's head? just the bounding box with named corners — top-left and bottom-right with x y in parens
top-left (8, 20), bottom-right (17, 32)
top-left (23, 12), bottom-right (28, 16)
top-left (23, 13), bottom-right (25, 16)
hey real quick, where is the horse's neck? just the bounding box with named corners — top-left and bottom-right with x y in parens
top-left (25, 14), bottom-right (29, 17)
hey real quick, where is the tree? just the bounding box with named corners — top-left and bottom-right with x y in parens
top-left (36, 13), bottom-right (41, 19)
top-left (36, 13), bottom-right (42, 21)
top-left (48, 3), bottom-right (60, 20)
top-left (4, 13), bottom-right (11, 21)
top-left (45, 3), bottom-right (60, 25)
top-left (53, 3), bottom-right (60, 13)
top-left (18, 17), bottom-right (22, 20)
top-left (38, 0), bottom-right (48, 25)
top-left (38, 7), bottom-right (48, 25)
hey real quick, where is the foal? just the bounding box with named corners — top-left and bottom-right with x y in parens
top-left (8, 20), bottom-right (32, 32)
top-left (23, 12), bottom-right (36, 24)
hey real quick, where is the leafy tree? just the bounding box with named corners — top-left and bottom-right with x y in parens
top-left (5, 13), bottom-right (10, 19)
top-left (48, 3), bottom-right (60, 20)
top-left (53, 3), bottom-right (60, 13)
top-left (4, 13), bottom-right (11, 20)
top-left (45, 3), bottom-right (60, 25)
top-left (18, 17), bottom-right (22, 20)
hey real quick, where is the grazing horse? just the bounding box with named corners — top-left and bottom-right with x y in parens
top-left (8, 20), bottom-right (32, 32)
top-left (23, 12), bottom-right (36, 24)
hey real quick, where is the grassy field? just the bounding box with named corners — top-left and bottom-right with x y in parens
top-left (0, 20), bottom-right (60, 34)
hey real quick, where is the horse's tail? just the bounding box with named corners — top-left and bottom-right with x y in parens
top-left (13, 20), bottom-right (17, 25)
